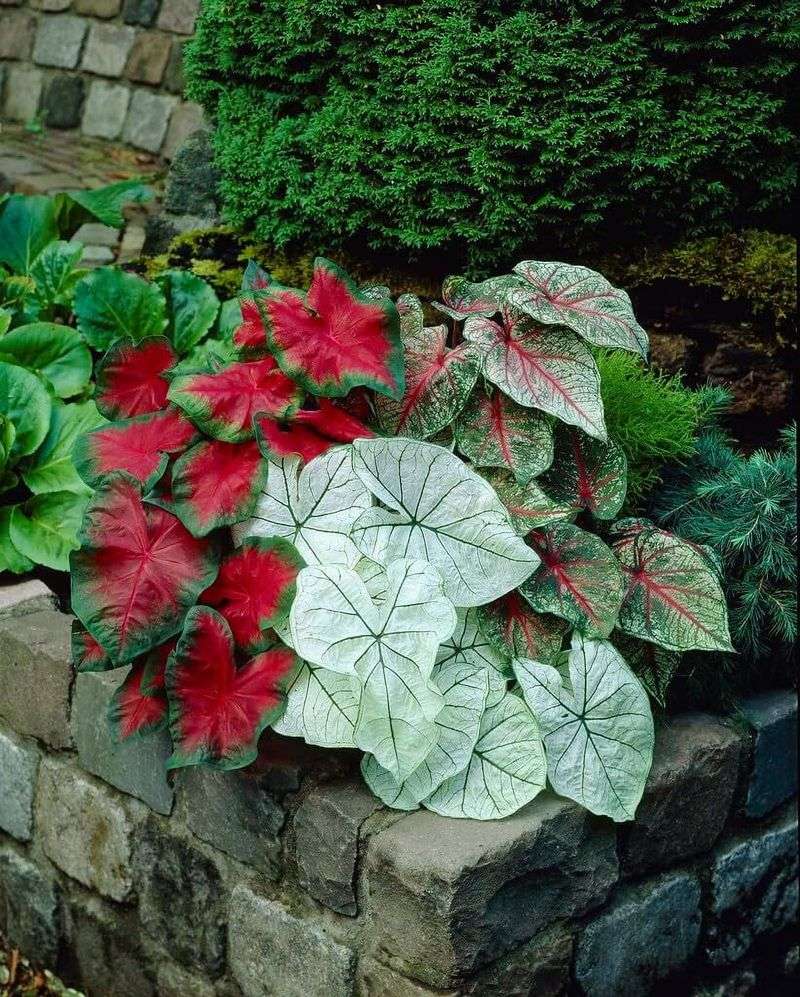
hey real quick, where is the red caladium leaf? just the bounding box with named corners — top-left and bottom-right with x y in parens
top-left (481, 470), bottom-right (574, 535)
top-left (610, 521), bottom-right (733, 652)
top-left (74, 406), bottom-right (198, 492)
top-left (463, 305), bottom-right (606, 441)
top-left (242, 260), bottom-right (271, 291)
top-left (260, 257), bottom-right (404, 399)
top-left (477, 591), bottom-right (567, 663)
top-left (232, 297), bottom-right (269, 354)
top-left (71, 619), bottom-right (113, 672)
top-left (71, 473), bottom-right (219, 663)
top-left (509, 261), bottom-right (649, 357)
top-left (94, 337), bottom-right (177, 420)
top-left (168, 438), bottom-right (268, 537)
top-left (166, 605), bottom-right (300, 769)
top-left (168, 357), bottom-right (301, 442)
top-left (108, 658), bottom-right (168, 742)
top-left (456, 387), bottom-right (554, 483)
top-left (432, 275), bottom-right (513, 321)
top-left (255, 399), bottom-right (374, 463)
top-left (521, 522), bottom-right (624, 638)
top-left (541, 424), bottom-right (627, 520)
top-left (202, 536), bottom-right (304, 651)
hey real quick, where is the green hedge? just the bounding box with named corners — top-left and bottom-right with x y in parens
top-left (186, 0), bottom-right (798, 268)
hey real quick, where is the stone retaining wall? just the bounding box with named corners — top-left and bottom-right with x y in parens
top-left (0, 580), bottom-right (797, 996)
top-left (0, 0), bottom-right (203, 159)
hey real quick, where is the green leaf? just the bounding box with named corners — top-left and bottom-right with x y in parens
top-left (29, 240), bottom-right (87, 314)
top-left (514, 634), bottom-right (655, 821)
top-left (481, 471), bottom-right (575, 535)
top-left (0, 507), bottom-right (34, 574)
top-left (0, 323), bottom-right (92, 398)
top-left (0, 309), bottom-right (11, 335)
top-left (158, 269), bottom-right (220, 354)
top-left (0, 195), bottom-right (58, 273)
top-left (74, 267), bottom-right (167, 350)
top-left (477, 592), bottom-right (568, 664)
top-left (9, 490), bottom-right (90, 571)
top-left (22, 399), bottom-right (107, 495)
top-left (541, 424), bottom-right (627, 521)
top-left (59, 180), bottom-right (153, 231)
top-left (0, 360), bottom-right (52, 460)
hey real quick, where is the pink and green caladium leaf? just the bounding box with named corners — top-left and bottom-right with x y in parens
top-left (108, 657), bottom-right (168, 742)
top-left (254, 399), bottom-right (374, 463)
top-left (242, 260), bottom-right (271, 291)
top-left (72, 619), bottom-right (114, 672)
top-left (541, 424), bottom-right (627, 520)
top-left (477, 592), bottom-right (568, 664)
top-left (481, 471), bottom-right (575, 535)
top-left (612, 632), bottom-right (681, 708)
top-left (432, 274), bottom-right (515, 321)
top-left (522, 522), bottom-right (624, 638)
top-left (260, 257), bottom-right (404, 399)
top-left (610, 520), bottom-right (733, 652)
top-left (74, 405), bottom-right (198, 492)
top-left (232, 296), bottom-right (269, 356)
top-left (514, 634), bottom-right (655, 821)
top-left (71, 473), bottom-right (219, 663)
top-left (168, 438), bottom-right (268, 537)
top-left (455, 387), bottom-right (554, 483)
top-left (94, 337), bottom-right (177, 420)
top-left (375, 294), bottom-right (480, 439)
top-left (509, 261), bottom-right (649, 357)
top-left (463, 305), bottom-right (607, 441)
top-left (166, 606), bottom-right (300, 770)
top-left (202, 536), bottom-right (304, 652)
top-left (168, 356), bottom-right (301, 442)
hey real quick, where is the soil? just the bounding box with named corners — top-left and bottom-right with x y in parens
top-left (0, 935), bottom-right (83, 996)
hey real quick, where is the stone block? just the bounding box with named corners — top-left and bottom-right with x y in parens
top-left (0, 726), bottom-right (40, 840)
top-left (574, 872), bottom-right (702, 997)
top-left (75, 0), bottom-right (121, 15)
top-left (620, 713), bottom-right (742, 876)
top-left (359, 960), bottom-right (459, 997)
top-left (293, 781), bottom-right (381, 915)
top-left (740, 690), bottom-right (797, 818)
top-left (81, 245), bottom-right (115, 266)
top-left (126, 29), bottom-right (171, 84)
top-left (364, 793), bottom-right (618, 987)
top-left (228, 885), bottom-right (357, 997)
top-left (123, 0), bottom-right (160, 28)
top-left (163, 126), bottom-right (218, 214)
top-left (117, 222), bottom-right (146, 262)
top-left (72, 669), bottom-right (174, 814)
top-left (72, 221), bottom-right (120, 247)
top-left (462, 924), bottom-right (574, 997)
top-left (41, 73), bottom-right (85, 129)
top-left (81, 22), bottom-right (136, 77)
top-left (31, 0), bottom-right (73, 10)
top-left (157, 0), bottom-right (197, 35)
top-left (0, 11), bottom-right (35, 60)
top-left (69, 894), bottom-right (156, 997)
top-left (82, 78), bottom-right (130, 139)
top-left (134, 821), bottom-right (226, 975)
top-left (706, 810), bottom-right (799, 965)
top-left (0, 610), bottom-right (73, 748)
top-left (0, 0), bottom-right (23, 6)
top-left (122, 88), bottom-right (177, 152)
top-left (156, 960), bottom-right (216, 997)
top-left (32, 14), bottom-right (88, 69)
top-left (0, 848), bottom-right (61, 966)
top-left (36, 756), bottom-right (141, 901)
top-left (162, 99), bottom-right (204, 159)
top-left (3, 65), bottom-right (43, 122)
top-left (163, 36), bottom-right (184, 93)
top-left (0, 580), bottom-right (57, 620)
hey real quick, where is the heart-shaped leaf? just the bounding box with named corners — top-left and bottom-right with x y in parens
top-left (432, 274), bottom-right (514, 321)
top-left (514, 634), bottom-right (654, 821)
top-left (0, 323), bottom-right (92, 398)
top-left (477, 592), bottom-right (568, 664)
top-left (242, 260), bottom-right (271, 291)
top-left (0, 360), bottom-right (52, 460)
top-left (541, 424), bottom-right (627, 520)
top-left (255, 399), bottom-right (374, 463)
top-left (232, 296), bottom-right (269, 354)
top-left (612, 632), bottom-right (681, 708)
top-left (74, 267), bottom-right (167, 350)
top-left (22, 400), bottom-right (106, 495)
top-left (273, 661), bottom-right (362, 748)
top-left (0, 195), bottom-right (58, 273)
top-left (94, 337), bottom-right (177, 420)
top-left (435, 607), bottom-right (511, 684)
top-left (352, 438), bottom-right (539, 607)
top-left (481, 471), bottom-right (575, 534)
top-left (108, 658), bottom-right (168, 742)
top-left (158, 270), bottom-right (220, 354)
top-left (10, 491), bottom-right (90, 571)
top-left (72, 619), bottom-right (114, 673)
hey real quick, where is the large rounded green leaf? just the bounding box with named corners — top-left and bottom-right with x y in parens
top-left (29, 241), bottom-right (87, 314)
top-left (9, 491), bottom-right (90, 571)
top-left (0, 507), bottom-right (34, 574)
top-left (0, 360), bottom-right (52, 460)
top-left (22, 399), bottom-right (107, 495)
top-left (158, 270), bottom-right (220, 354)
top-left (74, 267), bottom-right (167, 350)
top-left (0, 195), bottom-right (58, 273)
top-left (60, 180), bottom-right (153, 230)
top-left (0, 323), bottom-right (92, 398)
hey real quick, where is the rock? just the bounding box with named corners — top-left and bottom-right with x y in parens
top-left (620, 713), bottom-right (742, 876)
top-left (228, 885), bottom-right (357, 997)
top-left (0, 848), bottom-right (61, 966)
top-left (36, 756), bottom-right (142, 901)
top-left (31, 0), bottom-right (73, 9)
top-left (0, 610), bottom-right (73, 748)
top-left (81, 22), bottom-right (136, 77)
top-left (72, 669), bottom-right (174, 814)
top-left (162, 100), bottom-right (205, 160)
top-left (117, 223), bottom-right (146, 262)
top-left (41, 74), bottom-right (86, 129)
top-left (0, 726), bottom-right (40, 841)
top-left (122, 89), bottom-right (178, 153)
top-left (156, 960), bottom-right (216, 997)
top-left (462, 924), bottom-right (574, 997)
top-left (157, 0), bottom-right (198, 35)
top-left (32, 14), bottom-right (88, 69)
top-left (163, 37), bottom-right (185, 93)
top-left (0, 11), bottom-right (35, 61)
top-left (2, 65), bottom-right (43, 123)
top-left (81, 245), bottom-right (115, 266)
top-left (68, 894), bottom-right (156, 997)
top-left (142, 210), bottom-right (215, 254)
top-left (162, 127), bottom-right (219, 214)
top-left (739, 690), bottom-right (797, 818)
top-left (75, 0), bottom-right (122, 16)
top-left (363, 792), bottom-right (618, 987)
top-left (126, 29), bottom-right (172, 85)
top-left (134, 820), bottom-right (226, 976)
top-left (359, 960), bottom-right (459, 997)
top-left (122, 0), bottom-right (160, 25)
top-left (72, 222), bottom-right (120, 247)
top-left (0, 580), bottom-right (56, 620)
top-left (574, 872), bottom-right (701, 997)
top-left (82, 79), bottom-right (131, 140)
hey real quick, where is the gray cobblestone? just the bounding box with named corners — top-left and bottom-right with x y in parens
top-left (0, 580), bottom-right (57, 620)
top-left (122, 88), bottom-right (177, 152)
top-left (32, 14), bottom-right (88, 69)
top-left (0, 726), bottom-right (39, 841)
top-left (740, 690), bottom-right (797, 818)
top-left (81, 22), bottom-right (136, 77)
top-left (81, 77), bottom-right (130, 139)
top-left (0, 848), bottom-right (61, 966)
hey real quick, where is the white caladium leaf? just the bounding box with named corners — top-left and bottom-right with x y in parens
top-left (463, 305), bottom-right (607, 441)
top-left (541, 424), bottom-right (627, 520)
top-left (236, 449), bottom-right (371, 567)
top-left (514, 634), bottom-right (655, 821)
top-left (351, 438), bottom-right (539, 607)
top-left (509, 261), bottom-right (648, 357)
top-left (290, 559), bottom-right (457, 779)
top-left (432, 274), bottom-right (515, 321)
top-left (477, 592), bottom-right (567, 665)
top-left (273, 660), bottom-right (361, 748)
top-left (361, 661), bottom-right (490, 809)
top-left (424, 691), bottom-right (547, 820)
top-left (353, 556), bottom-right (389, 605)
top-left (481, 470), bottom-right (575, 535)
top-left (455, 388), bottom-right (553, 483)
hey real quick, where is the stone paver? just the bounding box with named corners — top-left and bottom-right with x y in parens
top-left (2, 65), bottom-right (43, 122)
top-left (122, 88), bottom-right (178, 152)
top-left (126, 28), bottom-right (172, 84)
top-left (82, 78), bottom-right (131, 139)
top-left (76, 0), bottom-right (122, 14)
top-left (42, 75), bottom-right (86, 130)
top-left (81, 22), bottom-right (136, 77)
top-left (162, 98), bottom-right (204, 159)
top-left (740, 690), bottom-right (797, 817)
top-left (0, 725), bottom-right (40, 841)
top-left (0, 11), bottom-right (35, 61)
top-left (0, 579), bottom-right (57, 620)
top-left (157, 0), bottom-right (197, 35)
top-left (32, 14), bottom-right (88, 69)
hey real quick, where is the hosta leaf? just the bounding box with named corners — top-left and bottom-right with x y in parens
top-left (63, 179), bottom-right (152, 229)
top-left (477, 592), bottom-right (568, 664)
top-left (0, 360), bottom-right (52, 460)
top-left (261, 257), bottom-right (404, 399)
top-left (351, 438), bottom-right (539, 607)
top-left (362, 661), bottom-right (490, 809)
top-left (202, 537), bottom-right (304, 651)
top-left (456, 388), bottom-right (554, 483)
top-left (514, 634), bottom-right (655, 821)
top-left (424, 691), bottom-right (546, 820)
top-left (432, 274), bottom-right (514, 321)
top-left (108, 659), bottom-right (168, 742)
top-left (541, 424), bottom-right (627, 520)
top-left (523, 523), bottom-right (624, 638)
top-left (166, 606), bottom-right (299, 770)
top-left (167, 438), bottom-right (268, 537)
top-left (22, 399), bottom-right (106, 495)
top-left (168, 357), bottom-right (300, 442)
top-left (28, 241), bottom-right (86, 312)
top-left (237, 449), bottom-right (371, 567)
top-left (0, 310), bottom-right (10, 336)
top-left (72, 619), bottom-right (114, 673)
top-left (510, 261), bottom-right (648, 357)
top-left (0, 508), bottom-right (33, 574)
top-left (74, 268), bottom-right (167, 350)
top-left (272, 661), bottom-right (362, 748)
top-left (255, 399), bottom-right (374, 463)
top-left (9, 491), bottom-right (89, 571)
top-left (71, 474), bottom-right (218, 663)
top-left (74, 406), bottom-right (198, 492)
top-left (612, 632), bottom-right (681, 708)
top-left (94, 337), bottom-right (177, 420)
top-left (0, 195), bottom-right (58, 273)
top-left (610, 522), bottom-right (733, 652)
top-left (290, 559), bottom-right (456, 779)
top-left (158, 269), bottom-right (220, 354)
top-left (482, 471), bottom-right (575, 534)
top-left (0, 322), bottom-right (92, 399)
top-left (463, 305), bottom-right (606, 440)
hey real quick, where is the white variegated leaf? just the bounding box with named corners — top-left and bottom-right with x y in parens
top-left (273, 660), bottom-right (361, 748)
top-left (353, 556), bottom-right (389, 605)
